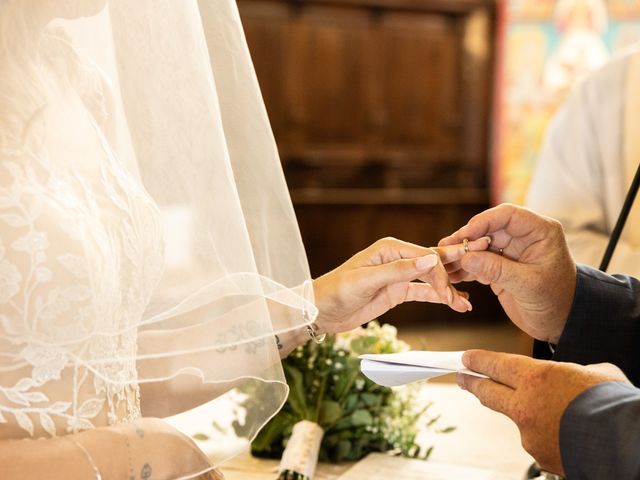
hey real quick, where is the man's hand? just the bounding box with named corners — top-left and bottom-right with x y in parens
top-left (458, 350), bottom-right (631, 475)
top-left (313, 236), bottom-right (489, 334)
top-left (439, 203), bottom-right (576, 344)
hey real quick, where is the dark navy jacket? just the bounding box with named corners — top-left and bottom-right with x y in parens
top-left (536, 265), bottom-right (640, 479)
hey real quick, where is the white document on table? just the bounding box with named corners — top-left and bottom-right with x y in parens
top-left (360, 351), bottom-right (487, 387)
top-left (338, 453), bottom-right (508, 480)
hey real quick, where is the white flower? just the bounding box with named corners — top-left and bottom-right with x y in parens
top-left (381, 324), bottom-right (398, 339)
top-left (0, 259), bottom-right (22, 303)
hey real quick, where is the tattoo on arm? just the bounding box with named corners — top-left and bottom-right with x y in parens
top-left (141, 463), bottom-right (152, 479)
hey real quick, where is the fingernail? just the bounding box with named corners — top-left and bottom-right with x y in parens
top-left (446, 286), bottom-right (453, 304)
top-left (416, 254), bottom-right (438, 270)
top-left (460, 297), bottom-right (473, 312)
top-left (484, 236), bottom-right (492, 245)
top-left (457, 374), bottom-right (467, 390)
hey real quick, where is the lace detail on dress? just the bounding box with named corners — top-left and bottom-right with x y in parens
top-left (0, 76), bottom-right (164, 437)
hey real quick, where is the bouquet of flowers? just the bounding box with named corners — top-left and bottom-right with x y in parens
top-left (232, 322), bottom-right (454, 479)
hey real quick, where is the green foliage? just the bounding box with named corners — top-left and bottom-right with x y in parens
top-left (234, 321), bottom-right (455, 463)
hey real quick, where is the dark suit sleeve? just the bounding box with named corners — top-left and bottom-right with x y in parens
top-left (551, 265), bottom-right (640, 383)
top-left (561, 382), bottom-right (640, 479)
top-left (543, 265), bottom-right (640, 478)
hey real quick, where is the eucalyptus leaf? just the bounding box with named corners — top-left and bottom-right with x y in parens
top-left (344, 393), bottom-right (358, 412)
top-left (319, 400), bottom-right (342, 426)
top-left (360, 392), bottom-right (379, 407)
top-left (438, 426), bottom-right (456, 434)
top-left (350, 409), bottom-right (373, 427)
top-left (284, 363), bottom-right (308, 418)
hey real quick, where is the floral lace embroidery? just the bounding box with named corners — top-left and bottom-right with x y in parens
top-left (0, 101), bottom-right (164, 437)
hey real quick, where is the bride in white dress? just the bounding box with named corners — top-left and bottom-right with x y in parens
top-left (0, 1), bottom-right (482, 478)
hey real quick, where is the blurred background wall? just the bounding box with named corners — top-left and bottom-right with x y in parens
top-left (493, 0), bottom-right (640, 204)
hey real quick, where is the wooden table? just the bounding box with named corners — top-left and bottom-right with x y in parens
top-left (217, 382), bottom-right (534, 480)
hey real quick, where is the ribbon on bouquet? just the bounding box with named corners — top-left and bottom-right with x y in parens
top-left (278, 420), bottom-right (324, 480)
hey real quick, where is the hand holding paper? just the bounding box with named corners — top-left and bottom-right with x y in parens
top-left (360, 351), bottom-right (487, 387)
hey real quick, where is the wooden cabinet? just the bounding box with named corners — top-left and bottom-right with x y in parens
top-left (238, 0), bottom-right (505, 324)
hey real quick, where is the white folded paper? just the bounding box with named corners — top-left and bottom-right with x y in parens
top-left (360, 351), bottom-right (488, 387)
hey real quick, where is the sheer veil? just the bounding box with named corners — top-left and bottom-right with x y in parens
top-left (0, 0), bottom-right (315, 472)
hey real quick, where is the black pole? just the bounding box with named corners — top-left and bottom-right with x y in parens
top-left (600, 161), bottom-right (640, 271)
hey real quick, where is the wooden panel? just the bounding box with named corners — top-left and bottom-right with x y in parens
top-left (284, 7), bottom-right (370, 147)
top-left (237, 1), bottom-right (290, 138)
top-left (458, 7), bottom-right (493, 188)
top-left (242, 0), bottom-right (493, 15)
top-left (377, 13), bottom-right (459, 155)
top-left (237, 0), bottom-right (498, 325)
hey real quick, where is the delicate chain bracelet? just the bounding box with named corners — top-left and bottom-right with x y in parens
top-left (305, 322), bottom-right (326, 344)
top-left (66, 437), bottom-right (103, 480)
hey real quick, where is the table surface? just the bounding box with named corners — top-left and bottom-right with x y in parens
top-left (218, 382), bottom-right (534, 480)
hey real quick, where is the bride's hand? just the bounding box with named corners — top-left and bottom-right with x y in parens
top-left (312, 236), bottom-right (490, 334)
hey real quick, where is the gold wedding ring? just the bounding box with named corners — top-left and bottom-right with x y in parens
top-left (463, 238), bottom-right (469, 253)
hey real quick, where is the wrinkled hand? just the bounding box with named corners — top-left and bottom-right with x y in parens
top-left (439, 203), bottom-right (576, 343)
top-left (458, 350), bottom-right (630, 475)
top-left (313, 236), bottom-right (490, 334)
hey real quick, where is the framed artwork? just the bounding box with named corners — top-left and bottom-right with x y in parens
top-left (493, 0), bottom-right (640, 204)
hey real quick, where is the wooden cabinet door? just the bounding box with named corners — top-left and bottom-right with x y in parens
top-left (284, 6), bottom-right (370, 154)
top-left (236, 1), bottom-right (290, 139)
top-left (375, 12), bottom-right (460, 161)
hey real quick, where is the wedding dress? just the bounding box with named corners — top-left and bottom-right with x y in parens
top-left (0, 0), bottom-right (315, 469)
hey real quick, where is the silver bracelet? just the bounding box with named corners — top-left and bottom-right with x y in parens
top-left (305, 322), bottom-right (326, 345)
top-left (66, 437), bottom-right (103, 480)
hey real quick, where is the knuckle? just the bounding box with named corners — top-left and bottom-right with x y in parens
top-left (549, 218), bottom-right (563, 230)
top-left (483, 257), bottom-right (503, 283)
top-left (374, 237), bottom-right (399, 258)
top-left (499, 203), bottom-right (518, 216)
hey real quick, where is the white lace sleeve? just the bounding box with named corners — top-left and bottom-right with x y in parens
top-left (0, 95), bottom-right (164, 438)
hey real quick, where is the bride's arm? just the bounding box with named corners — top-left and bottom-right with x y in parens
top-left (0, 418), bottom-right (219, 480)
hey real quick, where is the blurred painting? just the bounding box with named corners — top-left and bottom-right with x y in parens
top-left (493, 0), bottom-right (640, 204)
